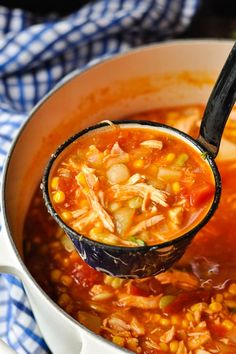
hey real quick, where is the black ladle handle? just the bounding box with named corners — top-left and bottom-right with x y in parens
top-left (198, 42), bottom-right (236, 158)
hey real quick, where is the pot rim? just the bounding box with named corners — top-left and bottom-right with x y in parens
top-left (0, 39), bottom-right (234, 351)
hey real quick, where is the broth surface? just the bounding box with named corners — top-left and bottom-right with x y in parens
top-left (24, 105), bottom-right (236, 354)
top-left (49, 125), bottom-right (214, 247)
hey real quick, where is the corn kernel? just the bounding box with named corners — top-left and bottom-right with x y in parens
top-left (160, 318), bottom-right (170, 327)
top-left (111, 278), bottom-right (124, 289)
top-left (172, 182), bottom-right (180, 193)
top-left (61, 211), bottom-right (72, 221)
top-left (61, 275), bottom-right (73, 287)
top-left (190, 302), bottom-right (207, 312)
top-left (104, 275), bottom-right (113, 286)
top-left (209, 302), bottom-right (222, 313)
top-left (112, 336), bottom-right (125, 347)
top-left (171, 315), bottom-right (181, 325)
top-left (65, 303), bottom-right (74, 314)
top-left (228, 283), bottom-right (236, 295)
top-left (63, 258), bottom-right (69, 267)
top-left (182, 319), bottom-right (189, 328)
top-left (166, 153), bottom-right (176, 162)
top-left (159, 343), bottom-right (169, 352)
top-left (169, 340), bottom-right (179, 353)
top-left (222, 320), bottom-right (234, 330)
top-left (186, 312), bottom-right (194, 322)
top-left (50, 269), bottom-right (61, 282)
top-left (215, 294), bottom-right (224, 303)
top-left (77, 172), bottom-right (87, 186)
top-left (58, 293), bottom-right (71, 307)
top-left (53, 190), bottom-right (65, 203)
top-left (224, 300), bottom-right (236, 309)
top-left (133, 159), bottom-right (144, 169)
top-left (223, 291), bottom-right (231, 299)
top-left (152, 314), bottom-right (161, 322)
top-left (51, 176), bottom-right (59, 190)
top-left (79, 199), bottom-right (89, 208)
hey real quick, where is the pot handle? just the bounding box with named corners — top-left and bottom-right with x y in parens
top-left (0, 225), bottom-right (19, 274)
top-left (0, 338), bottom-right (17, 354)
top-left (0, 228), bottom-right (20, 353)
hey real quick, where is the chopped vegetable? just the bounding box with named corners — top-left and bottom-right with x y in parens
top-left (175, 153), bottom-right (189, 167)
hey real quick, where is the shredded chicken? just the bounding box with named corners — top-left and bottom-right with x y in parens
top-left (145, 339), bottom-right (160, 350)
top-left (160, 326), bottom-right (175, 343)
top-left (72, 211), bottom-right (97, 231)
top-left (156, 269), bottom-right (199, 290)
top-left (117, 294), bottom-right (162, 309)
top-left (176, 341), bottom-right (188, 354)
top-left (126, 173), bottom-right (146, 185)
top-left (104, 142), bottom-right (130, 168)
top-left (103, 317), bottom-right (130, 337)
top-left (110, 183), bottom-right (168, 208)
top-left (83, 188), bottom-right (114, 232)
top-left (187, 330), bottom-right (211, 350)
top-left (81, 165), bottom-right (99, 189)
top-left (71, 209), bottom-right (88, 218)
top-left (140, 139), bottom-right (163, 149)
top-left (110, 142), bottom-right (125, 155)
top-left (141, 190), bottom-right (150, 211)
top-left (130, 317), bottom-right (145, 336)
top-left (86, 145), bottom-right (103, 166)
top-left (76, 172), bottom-right (114, 232)
top-left (195, 350), bottom-right (212, 354)
top-left (168, 206), bottom-right (184, 225)
top-left (128, 214), bottom-right (164, 236)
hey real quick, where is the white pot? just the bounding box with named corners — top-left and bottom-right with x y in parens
top-left (0, 39), bottom-right (234, 354)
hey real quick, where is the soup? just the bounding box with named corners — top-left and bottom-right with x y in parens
top-left (48, 125), bottom-right (215, 247)
top-left (24, 105), bottom-right (236, 354)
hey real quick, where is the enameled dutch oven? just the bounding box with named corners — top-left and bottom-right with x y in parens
top-left (0, 40), bottom-right (234, 354)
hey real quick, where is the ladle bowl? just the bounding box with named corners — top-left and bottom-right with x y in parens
top-left (42, 42), bottom-right (236, 278)
top-left (42, 120), bottom-right (221, 278)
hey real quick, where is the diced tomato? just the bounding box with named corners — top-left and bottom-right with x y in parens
top-left (190, 183), bottom-right (215, 207)
top-left (149, 278), bottom-right (163, 295)
top-left (128, 283), bottom-right (150, 297)
top-left (207, 321), bottom-right (227, 338)
top-left (71, 256), bottom-right (103, 288)
top-left (128, 279), bottom-right (162, 297)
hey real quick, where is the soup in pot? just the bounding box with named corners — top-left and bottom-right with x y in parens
top-left (24, 105), bottom-right (236, 354)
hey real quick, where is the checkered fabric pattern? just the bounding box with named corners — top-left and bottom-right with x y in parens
top-left (0, 1), bottom-right (199, 353)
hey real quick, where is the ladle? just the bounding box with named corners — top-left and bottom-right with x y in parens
top-left (42, 42), bottom-right (236, 278)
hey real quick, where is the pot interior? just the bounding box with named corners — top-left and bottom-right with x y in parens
top-left (2, 40), bottom-right (233, 259)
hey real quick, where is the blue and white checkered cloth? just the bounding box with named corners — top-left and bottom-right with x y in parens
top-left (0, 1), bottom-right (199, 352)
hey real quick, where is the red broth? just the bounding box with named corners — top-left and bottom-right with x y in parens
top-left (24, 105), bottom-right (236, 354)
top-left (48, 125), bottom-right (215, 247)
